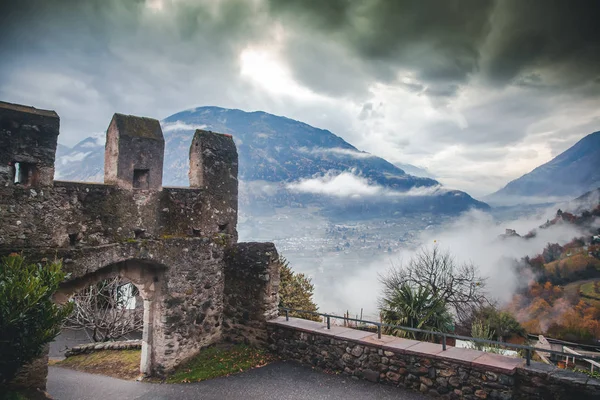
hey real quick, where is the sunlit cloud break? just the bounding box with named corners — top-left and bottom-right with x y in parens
top-left (297, 147), bottom-right (376, 159)
top-left (286, 170), bottom-right (445, 198)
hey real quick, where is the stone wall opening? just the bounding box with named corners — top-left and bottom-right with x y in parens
top-left (55, 259), bottom-right (166, 375)
top-left (133, 169), bottom-right (150, 189)
top-left (12, 161), bottom-right (37, 185)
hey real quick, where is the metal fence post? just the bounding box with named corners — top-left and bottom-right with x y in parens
top-left (377, 324), bottom-right (382, 339)
top-left (285, 309), bottom-right (289, 321)
top-left (327, 315), bottom-right (331, 330)
top-left (442, 335), bottom-right (447, 351)
top-left (526, 349), bottom-right (531, 366)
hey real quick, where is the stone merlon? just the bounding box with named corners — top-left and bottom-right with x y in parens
top-left (0, 101), bottom-right (60, 187)
top-left (104, 113), bottom-right (165, 190)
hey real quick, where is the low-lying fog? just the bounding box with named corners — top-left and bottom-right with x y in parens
top-left (239, 194), bottom-right (599, 319)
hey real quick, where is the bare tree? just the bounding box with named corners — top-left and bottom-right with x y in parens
top-left (380, 244), bottom-right (488, 322)
top-left (65, 276), bottom-right (143, 342)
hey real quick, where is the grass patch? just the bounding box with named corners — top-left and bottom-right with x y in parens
top-left (166, 344), bottom-right (276, 383)
top-left (580, 280), bottom-right (600, 300)
top-left (54, 349), bottom-right (141, 380)
top-left (564, 279), bottom-right (600, 307)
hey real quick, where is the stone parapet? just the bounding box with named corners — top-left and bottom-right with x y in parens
top-left (267, 317), bottom-right (600, 400)
top-left (223, 242), bottom-right (280, 345)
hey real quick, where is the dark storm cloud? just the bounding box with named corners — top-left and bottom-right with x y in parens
top-left (484, 0), bottom-right (600, 89)
top-left (268, 0), bottom-right (495, 98)
top-left (267, 0), bottom-right (600, 98)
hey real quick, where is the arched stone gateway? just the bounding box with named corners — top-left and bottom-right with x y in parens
top-left (0, 101), bottom-right (281, 390)
top-left (55, 258), bottom-right (167, 376)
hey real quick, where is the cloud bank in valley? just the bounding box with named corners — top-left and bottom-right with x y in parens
top-left (312, 206), bottom-right (593, 317)
top-left (286, 170), bottom-right (444, 198)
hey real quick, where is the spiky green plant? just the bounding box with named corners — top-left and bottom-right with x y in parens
top-left (379, 283), bottom-right (453, 340)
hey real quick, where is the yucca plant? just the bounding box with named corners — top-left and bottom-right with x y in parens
top-left (0, 254), bottom-right (73, 384)
top-left (379, 283), bottom-right (453, 340)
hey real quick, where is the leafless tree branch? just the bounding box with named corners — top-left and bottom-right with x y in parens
top-left (380, 244), bottom-right (488, 322)
top-left (64, 276), bottom-right (143, 342)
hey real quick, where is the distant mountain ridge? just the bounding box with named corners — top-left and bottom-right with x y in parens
top-left (488, 131), bottom-right (600, 205)
top-left (56, 106), bottom-right (488, 217)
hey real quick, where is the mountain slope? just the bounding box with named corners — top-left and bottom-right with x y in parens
top-left (56, 106), bottom-right (488, 216)
top-left (488, 131), bottom-right (600, 204)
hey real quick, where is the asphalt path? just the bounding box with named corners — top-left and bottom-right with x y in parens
top-left (48, 361), bottom-right (429, 400)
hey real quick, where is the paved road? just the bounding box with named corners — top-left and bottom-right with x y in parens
top-left (48, 361), bottom-right (428, 400)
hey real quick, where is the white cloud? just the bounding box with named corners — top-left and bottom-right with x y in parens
top-left (286, 170), bottom-right (446, 198)
top-left (161, 121), bottom-right (207, 132)
top-left (287, 170), bottom-right (381, 198)
top-left (297, 147), bottom-right (375, 159)
top-left (87, 132), bottom-right (106, 147)
top-left (60, 151), bottom-right (91, 164)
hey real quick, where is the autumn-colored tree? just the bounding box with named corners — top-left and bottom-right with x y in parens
top-left (529, 255), bottom-right (545, 271)
top-left (542, 243), bottom-right (563, 263)
top-left (278, 256), bottom-right (320, 322)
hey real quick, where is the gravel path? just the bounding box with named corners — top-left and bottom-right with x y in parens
top-left (48, 361), bottom-right (429, 400)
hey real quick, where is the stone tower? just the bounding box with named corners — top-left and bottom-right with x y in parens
top-left (0, 101), bottom-right (59, 187)
top-left (104, 113), bottom-right (164, 190)
top-left (189, 129), bottom-right (238, 237)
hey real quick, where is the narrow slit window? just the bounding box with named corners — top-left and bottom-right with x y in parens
top-left (68, 233), bottom-right (79, 246)
top-left (13, 162), bottom-right (35, 185)
top-left (133, 169), bottom-right (150, 189)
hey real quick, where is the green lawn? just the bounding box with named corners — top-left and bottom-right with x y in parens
top-left (166, 344), bottom-right (276, 383)
top-left (55, 349), bottom-right (141, 380)
top-left (580, 280), bottom-right (600, 300)
top-left (51, 344), bottom-right (276, 384)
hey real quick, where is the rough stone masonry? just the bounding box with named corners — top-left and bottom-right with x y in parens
top-left (268, 317), bottom-right (600, 400)
top-left (0, 101), bottom-right (280, 389)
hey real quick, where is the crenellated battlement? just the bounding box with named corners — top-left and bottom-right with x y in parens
top-left (0, 101), bottom-right (239, 248)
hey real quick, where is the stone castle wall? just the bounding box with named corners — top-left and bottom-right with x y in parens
top-left (0, 100), bottom-right (279, 389)
top-left (268, 318), bottom-right (600, 400)
top-left (223, 242), bottom-right (281, 344)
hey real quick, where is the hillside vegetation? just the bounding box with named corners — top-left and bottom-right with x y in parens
top-left (505, 202), bottom-right (600, 343)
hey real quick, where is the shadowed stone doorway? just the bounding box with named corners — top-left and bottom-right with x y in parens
top-left (54, 259), bottom-right (166, 375)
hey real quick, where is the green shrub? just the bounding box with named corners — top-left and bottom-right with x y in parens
top-left (0, 254), bottom-right (73, 384)
top-left (278, 256), bottom-right (320, 322)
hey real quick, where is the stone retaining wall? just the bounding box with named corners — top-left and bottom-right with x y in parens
top-left (268, 317), bottom-right (600, 400)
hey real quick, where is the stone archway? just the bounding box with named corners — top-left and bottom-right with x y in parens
top-left (55, 259), bottom-right (166, 376)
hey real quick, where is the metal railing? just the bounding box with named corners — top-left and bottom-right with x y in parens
top-left (280, 307), bottom-right (600, 367)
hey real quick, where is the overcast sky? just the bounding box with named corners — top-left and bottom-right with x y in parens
top-left (1, 0), bottom-right (599, 196)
